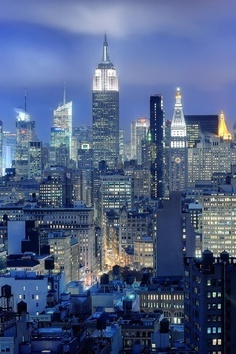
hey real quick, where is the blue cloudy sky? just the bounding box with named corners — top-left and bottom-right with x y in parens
top-left (0, 0), bottom-right (236, 142)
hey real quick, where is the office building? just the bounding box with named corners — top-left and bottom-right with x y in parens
top-left (150, 95), bottom-right (165, 198)
top-left (202, 192), bottom-right (236, 257)
top-left (28, 141), bottom-right (42, 181)
top-left (53, 100), bottom-right (72, 158)
top-left (73, 126), bottom-right (92, 147)
top-left (156, 192), bottom-right (195, 277)
top-left (48, 231), bottom-right (79, 284)
top-left (184, 250), bottom-right (236, 353)
top-left (50, 127), bottom-right (70, 150)
top-left (134, 236), bottom-right (153, 269)
top-left (119, 129), bottom-right (126, 163)
top-left (14, 109), bottom-right (36, 179)
top-left (131, 117), bottom-right (150, 165)
top-left (118, 207), bottom-right (153, 260)
top-left (169, 88), bottom-right (188, 192)
top-left (188, 134), bottom-right (236, 188)
top-left (2, 131), bottom-right (16, 175)
top-left (39, 167), bottom-right (73, 208)
top-left (92, 34), bottom-right (119, 168)
top-left (98, 172), bottom-right (133, 222)
top-left (184, 114), bottom-right (218, 148)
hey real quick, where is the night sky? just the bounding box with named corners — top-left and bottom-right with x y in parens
top-left (0, 0), bottom-right (236, 142)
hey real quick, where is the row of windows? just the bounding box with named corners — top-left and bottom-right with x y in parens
top-left (142, 294), bottom-right (183, 300)
top-left (19, 294), bottom-right (39, 300)
top-left (207, 291), bottom-right (221, 298)
top-left (22, 286), bottom-right (39, 291)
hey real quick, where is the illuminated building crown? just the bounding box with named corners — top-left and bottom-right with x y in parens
top-left (171, 87), bottom-right (186, 137)
top-left (218, 110), bottom-right (232, 140)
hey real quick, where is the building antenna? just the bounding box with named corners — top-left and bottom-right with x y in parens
top-left (24, 86), bottom-right (27, 112)
top-left (63, 80), bottom-right (66, 105)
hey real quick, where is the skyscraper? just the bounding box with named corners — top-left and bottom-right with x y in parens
top-left (202, 192), bottom-right (236, 257)
top-left (184, 250), bottom-right (236, 353)
top-left (149, 95), bottom-right (165, 199)
top-left (184, 114), bottom-right (219, 148)
top-left (2, 131), bottom-right (16, 175)
top-left (14, 109), bottom-right (36, 179)
top-left (53, 99), bottom-right (72, 158)
top-left (169, 88), bottom-right (188, 192)
top-left (28, 141), bottom-right (42, 181)
top-left (92, 34), bottom-right (119, 169)
top-left (131, 117), bottom-right (150, 165)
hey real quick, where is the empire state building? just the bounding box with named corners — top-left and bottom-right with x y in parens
top-left (92, 34), bottom-right (119, 169)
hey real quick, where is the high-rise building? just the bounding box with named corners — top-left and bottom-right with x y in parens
top-left (202, 192), bottom-right (236, 257)
top-left (53, 100), bottom-right (72, 158)
top-left (169, 88), bottom-right (188, 192)
top-left (39, 167), bottom-right (73, 208)
top-left (184, 250), bottom-right (236, 353)
top-left (150, 95), bottom-right (165, 199)
top-left (14, 109), bottom-right (36, 179)
top-left (92, 34), bottom-right (119, 169)
top-left (119, 129), bottom-right (126, 164)
top-left (156, 192), bottom-right (195, 277)
top-left (131, 117), bottom-right (150, 165)
top-left (188, 134), bottom-right (236, 187)
top-left (2, 131), bottom-right (16, 174)
top-left (184, 114), bottom-right (219, 148)
top-left (28, 141), bottom-right (42, 181)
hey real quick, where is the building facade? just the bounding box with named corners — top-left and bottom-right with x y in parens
top-left (184, 250), bottom-right (236, 353)
top-left (150, 95), bottom-right (165, 199)
top-left (53, 100), bottom-right (72, 158)
top-left (131, 117), bottom-right (150, 165)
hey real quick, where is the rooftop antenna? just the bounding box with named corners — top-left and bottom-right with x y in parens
top-left (24, 86), bottom-right (27, 112)
top-left (63, 80), bottom-right (66, 105)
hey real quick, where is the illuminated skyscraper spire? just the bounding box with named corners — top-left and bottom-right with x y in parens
top-left (169, 87), bottom-right (188, 192)
top-left (102, 32), bottom-right (110, 62)
top-left (171, 87), bottom-right (187, 137)
top-left (218, 110), bottom-right (232, 140)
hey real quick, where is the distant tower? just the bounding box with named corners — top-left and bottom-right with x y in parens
top-left (53, 88), bottom-right (72, 158)
top-left (169, 88), bottom-right (187, 192)
top-left (14, 104), bottom-right (36, 179)
top-left (92, 34), bottom-right (119, 169)
top-left (218, 110), bottom-right (232, 140)
top-left (149, 94), bottom-right (165, 199)
top-left (131, 117), bottom-right (150, 165)
top-left (2, 131), bottom-right (16, 174)
top-left (28, 141), bottom-right (42, 181)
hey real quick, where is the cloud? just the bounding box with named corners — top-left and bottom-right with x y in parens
top-left (1, 0), bottom-right (235, 39)
top-left (0, 0), bottom-right (236, 93)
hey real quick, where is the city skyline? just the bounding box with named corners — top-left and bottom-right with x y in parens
top-left (0, 0), bottom-right (236, 142)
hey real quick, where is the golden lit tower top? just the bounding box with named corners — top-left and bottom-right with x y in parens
top-left (218, 110), bottom-right (232, 140)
